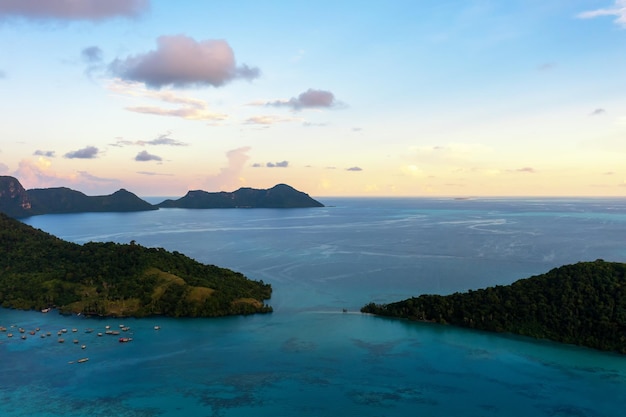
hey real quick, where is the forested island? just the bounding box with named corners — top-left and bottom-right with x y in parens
top-left (0, 176), bottom-right (324, 218)
top-left (362, 260), bottom-right (626, 353)
top-left (0, 212), bottom-right (272, 317)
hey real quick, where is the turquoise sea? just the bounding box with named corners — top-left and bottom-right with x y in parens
top-left (3, 197), bottom-right (626, 416)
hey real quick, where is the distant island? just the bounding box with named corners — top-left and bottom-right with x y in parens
top-left (0, 212), bottom-right (272, 317)
top-left (156, 183), bottom-right (324, 209)
top-left (0, 176), bottom-right (324, 218)
top-left (362, 260), bottom-right (626, 354)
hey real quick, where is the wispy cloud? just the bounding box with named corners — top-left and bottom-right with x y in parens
top-left (244, 115), bottom-right (302, 125)
top-left (112, 132), bottom-right (188, 148)
top-left (514, 167), bottom-right (536, 173)
top-left (0, 0), bottom-right (149, 21)
top-left (255, 89), bottom-right (340, 111)
top-left (346, 166), bottom-right (363, 172)
top-left (64, 146), bottom-right (99, 159)
top-left (137, 171), bottom-right (173, 176)
top-left (252, 161), bottom-right (289, 168)
top-left (108, 79), bottom-right (228, 121)
top-left (109, 35), bottom-right (259, 89)
top-left (33, 150), bottom-right (55, 157)
top-left (135, 150), bottom-right (162, 162)
top-left (577, 1), bottom-right (626, 28)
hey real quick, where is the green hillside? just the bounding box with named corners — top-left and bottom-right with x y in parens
top-left (0, 213), bottom-right (272, 317)
top-left (362, 260), bottom-right (626, 353)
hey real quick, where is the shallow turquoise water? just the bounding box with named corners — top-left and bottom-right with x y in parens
top-left (2, 197), bottom-right (625, 416)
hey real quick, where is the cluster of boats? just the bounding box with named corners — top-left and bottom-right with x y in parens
top-left (0, 322), bottom-right (162, 364)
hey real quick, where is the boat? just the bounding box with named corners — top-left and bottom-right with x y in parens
top-left (41, 308), bottom-right (51, 313)
top-left (58, 338), bottom-right (64, 343)
top-left (118, 337), bottom-right (133, 343)
top-left (77, 358), bottom-right (89, 363)
top-left (154, 325), bottom-right (160, 330)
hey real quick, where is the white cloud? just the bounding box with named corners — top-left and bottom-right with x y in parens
top-left (577, 1), bottom-right (626, 28)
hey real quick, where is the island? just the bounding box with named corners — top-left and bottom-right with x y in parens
top-left (0, 176), bottom-right (156, 218)
top-left (362, 260), bottom-right (626, 354)
top-left (157, 183), bottom-right (324, 208)
top-left (0, 176), bottom-right (324, 218)
top-left (0, 212), bottom-right (272, 317)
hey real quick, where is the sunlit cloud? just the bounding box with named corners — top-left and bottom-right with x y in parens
top-left (400, 164), bottom-right (424, 177)
top-left (108, 78), bottom-right (228, 121)
top-left (244, 115), bottom-right (302, 125)
top-left (33, 150), bottom-right (55, 157)
top-left (135, 150), bottom-right (162, 162)
top-left (64, 146), bottom-right (99, 159)
top-left (109, 35), bottom-right (259, 89)
top-left (577, 1), bottom-right (626, 28)
top-left (0, 0), bottom-right (149, 21)
top-left (515, 167), bottom-right (536, 173)
top-left (202, 146), bottom-right (251, 191)
top-left (137, 171), bottom-right (173, 176)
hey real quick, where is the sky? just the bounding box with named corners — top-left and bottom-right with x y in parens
top-left (1, 0), bottom-right (626, 197)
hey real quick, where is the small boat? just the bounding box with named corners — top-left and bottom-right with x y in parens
top-left (0, 326), bottom-right (6, 332)
top-left (73, 339), bottom-right (79, 344)
top-left (72, 328), bottom-right (78, 333)
top-left (7, 333), bottom-right (12, 338)
top-left (121, 327), bottom-right (130, 332)
top-left (81, 345), bottom-right (86, 349)
top-left (118, 337), bottom-right (133, 343)
top-left (58, 338), bottom-right (64, 343)
top-left (77, 358), bottom-right (89, 363)
top-left (20, 335), bottom-right (26, 340)
top-left (85, 328), bottom-right (94, 333)
top-left (154, 325), bottom-right (160, 330)
top-left (41, 308), bottom-right (51, 313)
top-left (97, 332), bottom-right (103, 337)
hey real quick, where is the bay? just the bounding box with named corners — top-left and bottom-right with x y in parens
top-left (2, 197), bottom-right (625, 416)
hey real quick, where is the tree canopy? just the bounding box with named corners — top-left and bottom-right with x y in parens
top-left (362, 260), bottom-right (626, 353)
top-left (0, 212), bottom-right (272, 317)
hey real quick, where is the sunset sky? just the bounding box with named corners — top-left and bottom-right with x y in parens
top-left (1, 0), bottom-right (626, 197)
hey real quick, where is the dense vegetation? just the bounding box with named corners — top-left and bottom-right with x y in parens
top-left (362, 260), bottom-right (626, 353)
top-left (0, 213), bottom-right (272, 317)
top-left (157, 183), bottom-right (324, 208)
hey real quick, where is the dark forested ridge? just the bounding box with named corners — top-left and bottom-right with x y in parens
top-left (0, 212), bottom-right (272, 317)
top-left (0, 176), bottom-right (323, 217)
top-left (157, 183), bottom-right (324, 208)
top-left (362, 260), bottom-right (626, 353)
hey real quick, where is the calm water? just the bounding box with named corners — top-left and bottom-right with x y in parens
top-left (2, 197), bottom-right (625, 416)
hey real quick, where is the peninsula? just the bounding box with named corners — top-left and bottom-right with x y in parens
top-left (362, 260), bottom-right (626, 354)
top-left (0, 212), bottom-right (272, 317)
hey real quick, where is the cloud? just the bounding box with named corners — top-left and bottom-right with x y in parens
top-left (203, 147), bottom-right (251, 191)
top-left (112, 132), bottom-right (188, 148)
top-left (515, 167), bottom-right (536, 173)
top-left (267, 161), bottom-right (289, 168)
top-left (137, 171), bottom-right (173, 176)
top-left (0, 0), bottom-right (149, 21)
top-left (108, 78), bottom-right (228, 121)
top-left (126, 105), bottom-right (227, 121)
top-left (82, 46), bottom-right (103, 63)
top-left (347, 166), bottom-right (363, 171)
top-left (590, 108), bottom-right (606, 116)
top-left (244, 115), bottom-right (302, 125)
top-left (537, 62), bottom-right (557, 71)
top-left (265, 89), bottom-right (338, 111)
top-left (33, 150), bottom-right (55, 157)
top-left (64, 146), bottom-right (99, 159)
top-left (577, 1), bottom-right (626, 27)
top-left (109, 35), bottom-right (260, 89)
top-left (135, 150), bottom-right (162, 162)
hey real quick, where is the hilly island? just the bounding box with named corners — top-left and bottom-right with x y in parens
top-left (0, 176), bottom-right (323, 218)
top-left (362, 260), bottom-right (626, 353)
top-left (0, 212), bottom-right (272, 318)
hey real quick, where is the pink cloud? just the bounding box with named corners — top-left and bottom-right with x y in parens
top-left (110, 35), bottom-right (260, 89)
top-left (0, 0), bottom-right (148, 21)
top-left (266, 89), bottom-right (338, 111)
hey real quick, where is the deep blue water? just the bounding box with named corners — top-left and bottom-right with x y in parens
top-left (2, 197), bottom-right (625, 416)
